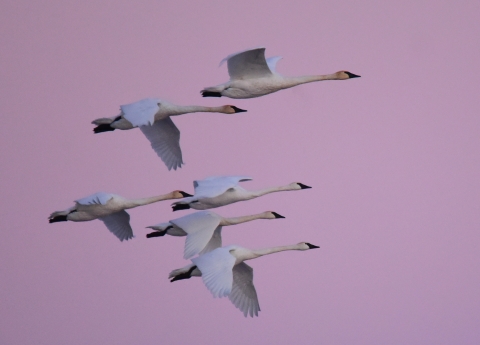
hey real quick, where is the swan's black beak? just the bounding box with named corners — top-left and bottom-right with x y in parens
top-left (231, 106), bottom-right (247, 113)
top-left (272, 212), bottom-right (285, 219)
top-left (346, 72), bottom-right (361, 78)
top-left (297, 183), bottom-right (312, 189)
top-left (305, 243), bottom-right (320, 249)
top-left (179, 191), bottom-right (193, 197)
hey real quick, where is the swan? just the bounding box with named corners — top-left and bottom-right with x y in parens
top-left (146, 210), bottom-right (285, 259)
top-left (49, 190), bottom-right (192, 241)
top-left (169, 242), bottom-right (320, 317)
top-left (171, 176), bottom-right (311, 211)
top-left (201, 47), bottom-right (360, 99)
top-left (91, 98), bottom-right (247, 170)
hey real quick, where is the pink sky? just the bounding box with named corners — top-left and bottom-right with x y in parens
top-left (1, 0), bottom-right (479, 344)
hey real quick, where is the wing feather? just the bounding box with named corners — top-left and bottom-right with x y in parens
top-left (170, 211), bottom-right (222, 259)
top-left (121, 98), bottom-right (161, 127)
top-left (220, 48), bottom-right (272, 80)
top-left (139, 117), bottom-right (183, 171)
top-left (228, 262), bottom-right (260, 317)
top-left (99, 210), bottom-right (133, 242)
top-left (192, 248), bottom-right (235, 298)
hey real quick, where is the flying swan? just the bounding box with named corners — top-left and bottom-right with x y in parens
top-left (91, 98), bottom-right (247, 170)
top-left (146, 210), bottom-right (285, 259)
top-left (171, 175), bottom-right (311, 211)
top-left (49, 190), bottom-right (192, 241)
top-left (201, 47), bottom-right (360, 99)
top-left (169, 242), bottom-right (320, 317)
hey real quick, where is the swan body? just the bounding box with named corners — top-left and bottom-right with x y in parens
top-left (146, 210), bottom-right (285, 259)
top-left (169, 242), bottom-right (320, 317)
top-left (91, 98), bottom-right (246, 170)
top-left (201, 47), bottom-right (360, 99)
top-left (49, 190), bottom-right (192, 241)
top-left (171, 176), bottom-right (312, 211)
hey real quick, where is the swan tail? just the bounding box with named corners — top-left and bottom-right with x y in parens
top-left (91, 117), bottom-right (115, 125)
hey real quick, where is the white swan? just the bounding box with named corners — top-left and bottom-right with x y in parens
top-left (49, 190), bottom-right (192, 241)
top-left (169, 242), bottom-right (320, 317)
top-left (201, 47), bottom-right (360, 99)
top-left (92, 98), bottom-right (247, 170)
top-left (146, 210), bottom-right (285, 259)
top-left (171, 176), bottom-right (311, 211)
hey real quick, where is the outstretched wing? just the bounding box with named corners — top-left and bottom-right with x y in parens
top-left (193, 176), bottom-right (252, 198)
top-left (220, 47), bottom-right (272, 80)
top-left (75, 192), bottom-right (115, 206)
top-left (139, 118), bottom-right (183, 171)
top-left (170, 211), bottom-right (222, 259)
top-left (192, 247), bottom-right (236, 298)
top-left (121, 98), bottom-right (161, 127)
top-left (198, 226), bottom-right (222, 256)
top-left (99, 210), bottom-right (133, 242)
top-left (266, 56), bottom-right (283, 75)
top-left (229, 262), bottom-right (260, 317)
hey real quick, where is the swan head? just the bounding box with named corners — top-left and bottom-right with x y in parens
top-left (292, 182), bottom-right (312, 190)
top-left (172, 190), bottom-right (193, 199)
top-left (265, 211), bottom-right (285, 219)
top-left (336, 71), bottom-right (361, 80)
top-left (298, 242), bottom-right (320, 250)
top-left (223, 105), bottom-right (247, 114)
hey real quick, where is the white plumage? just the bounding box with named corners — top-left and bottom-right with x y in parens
top-left (171, 175), bottom-right (312, 211)
top-left (91, 99), bottom-right (246, 170)
top-left (170, 242), bottom-right (320, 317)
top-left (146, 210), bottom-right (285, 259)
top-left (201, 47), bottom-right (360, 99)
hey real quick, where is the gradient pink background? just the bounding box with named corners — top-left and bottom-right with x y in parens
top-left (1, 1), bottom-right (479, 344)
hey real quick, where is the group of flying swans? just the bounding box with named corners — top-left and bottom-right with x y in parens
top-left (92, 98), bottom-right (246, 170)
top-left (201, 47), bottom-right (360, 99)
top-left (49, 190), bottom-right (191, 241)
top-left (50, 46), bottom-right (359, 316)
top-left (146, 209), bottom-right (285, 259)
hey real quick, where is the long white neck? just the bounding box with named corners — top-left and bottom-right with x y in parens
top-left (125, 192), bottom-right (178, 209)
top-left (248, 184), bottom-right (298, 199)
top-left (246, 243), bottom-right (306, 260)
top-left (220, 212), bottom-right (272, 226)
top-left (169, 105), bottom-right (229, 116)
top-left (281, 73), bottom-right (339, 89)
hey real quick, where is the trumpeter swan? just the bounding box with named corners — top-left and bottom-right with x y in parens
top-left (169, 242), bottom-right (320, 317)
top-left (91, 98), bottom-right (246, 170)
top-left (49, 190), bottom-right (192, 241)
top-left (201, 47), bottom-right (360, 99)
top-left (146, 210), bottom-right (285, 259)
top-left (171, 176), bottom-right (311, 211)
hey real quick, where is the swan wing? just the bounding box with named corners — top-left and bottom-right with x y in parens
top-left (192, 247), bottom-right (235, 298)
top-left (193, 176), bottom-right (252, 198)
top-left (139, 117), bottom-right (183, 171)
top-left (198, 226), bottom-right (222, 255)
top-left (266, 56), bottom-right (283, 74)
top-left (75, 192), bottom-right (116, 206)
top-left (121, 98), bottom-right (161, 127)
top-left (220, 47), bottom-right (272, 80)
top-left (170, 211), bottom-right (222, 259)
top-left (99, 210), bottom-right (133, 242)
top-left (229, 262), bottom-right (260, 317)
